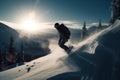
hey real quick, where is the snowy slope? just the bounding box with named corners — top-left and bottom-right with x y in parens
top-left (0, 44), bottom-right (79, 80)
top-left (0, 20), bottom-right (120, 80)
top-left (48, 20), bottom-right (120, 80)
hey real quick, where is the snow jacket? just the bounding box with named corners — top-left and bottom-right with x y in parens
top-left (56, 24), bottom-right (71, 39)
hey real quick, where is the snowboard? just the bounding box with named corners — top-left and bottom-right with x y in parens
top-left (66, 45), bottom-right (74, 54)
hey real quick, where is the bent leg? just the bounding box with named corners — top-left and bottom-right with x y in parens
top-left (59, 38), bottom-right (69, 51)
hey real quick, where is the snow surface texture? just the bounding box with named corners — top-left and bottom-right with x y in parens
top-left (0, 20), bottom-right (120, 80)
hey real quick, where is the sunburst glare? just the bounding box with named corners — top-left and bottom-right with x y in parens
top-left (20, 11), bottom-right (40, 33)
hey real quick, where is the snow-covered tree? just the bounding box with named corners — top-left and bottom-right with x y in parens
top-left (111, 0), bottom-right (120, 23)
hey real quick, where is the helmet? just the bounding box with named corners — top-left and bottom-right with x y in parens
top-left (54, 23), bottom-right (59, 28)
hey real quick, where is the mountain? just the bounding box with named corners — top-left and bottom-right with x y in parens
top-left (0, 22), bottom-right (50, 55)
top-left (0, 22), bottom-right (19, 51)
top-left (0, 20), bottom-right (119, 80)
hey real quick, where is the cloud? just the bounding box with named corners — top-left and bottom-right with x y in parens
top-left (56, 20), bottom-right (82, 29)
top-left (0, 19), bottom-right (109, 49)
top-left (0, 20), bottom-right (108, 32)
top-left (87, 22), bottom-right (108, 28)
top-left (34, 20), bottom-right (82, 30)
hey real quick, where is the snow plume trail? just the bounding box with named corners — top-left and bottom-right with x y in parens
top-left (72, 20), bottom-right (120, 66)
top-left (27, 39), bottom-right (68, 65)
top-left (73, 26), bottom-right (111, 52)
top-left (48, 39), bottom-right (68, 59)
top-left (69, 26), bottom-right (113, 66)
top-left (111, 20), bottom-right (120, 33)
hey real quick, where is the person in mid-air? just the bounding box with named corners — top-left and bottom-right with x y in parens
top-left (54, 23), bottom-right (71, 52)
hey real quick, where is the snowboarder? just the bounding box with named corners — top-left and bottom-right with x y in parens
top-left (54, 23), bottom-right (72, 53)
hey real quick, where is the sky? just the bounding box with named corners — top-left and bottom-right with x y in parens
top-left (0, 0), bottom-right (112, 24)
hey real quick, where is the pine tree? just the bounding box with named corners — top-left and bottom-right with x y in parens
top-left (97, 20), bottom-right (102, 31)
top-left (81, 21), bottom-right (88, 39)
top-left (8, 36), bottom-right (15, 54)
top-left (17, 42), bottom-right (24, 65)
top-left (116, 0), bottom-right (120, 8)
top-left (0, 49), bottom-right (2, 62)
top-left (20, 42), bottom-right (24, 62)
top-left (5, 36), bottom-right (17, 64)
top-left (0, 49), bottom-right (4, 62)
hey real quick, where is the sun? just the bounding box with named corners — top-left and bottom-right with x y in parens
top-left (21, 19), bottom-right (39, 32)
top-left (20, 12), bottom-right (40, 33)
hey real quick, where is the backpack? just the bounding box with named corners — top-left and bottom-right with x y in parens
top-left (59, 24), bottom-right (71, 38)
